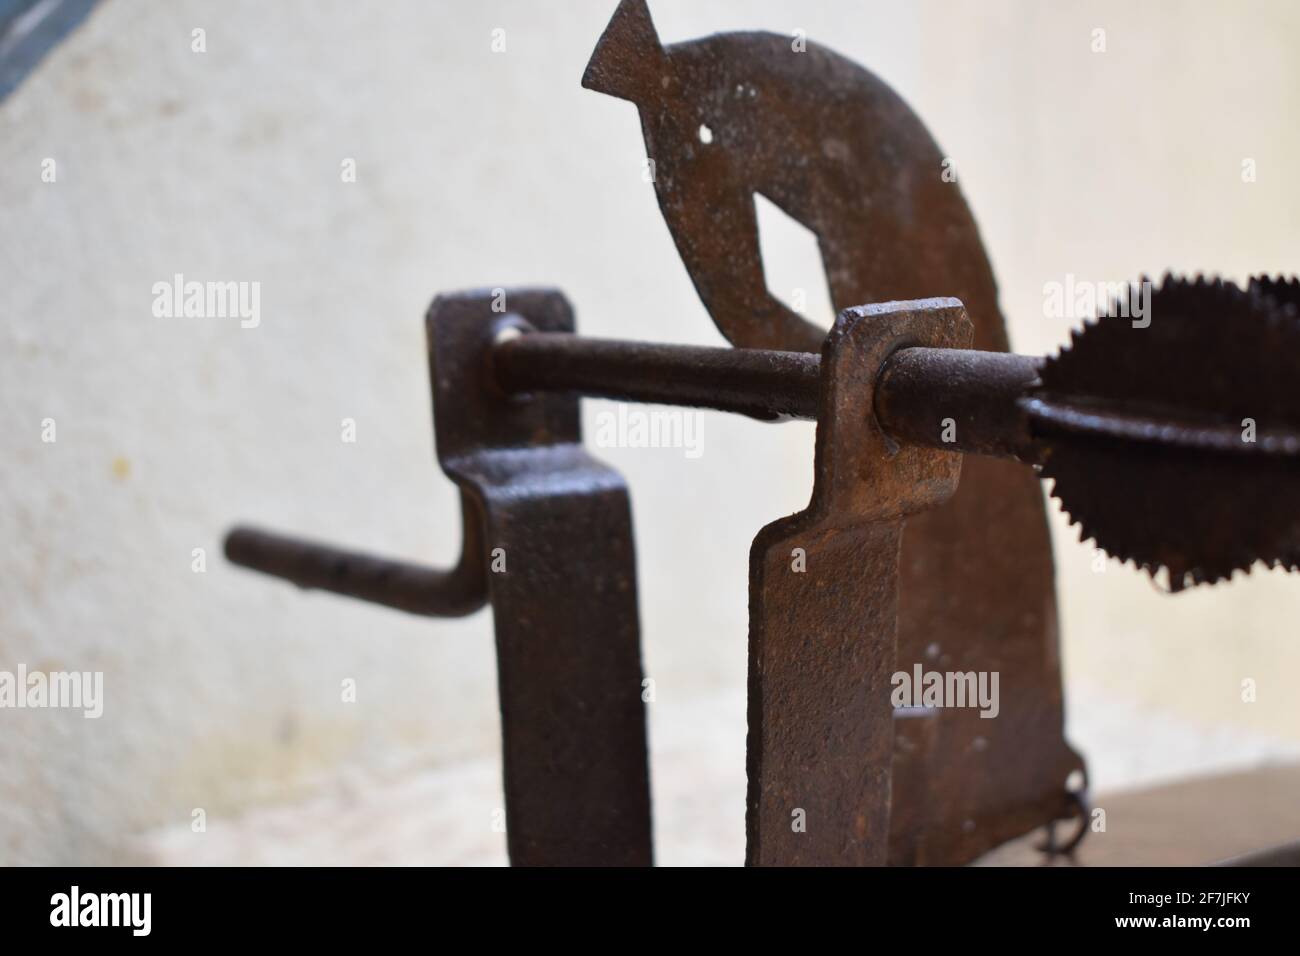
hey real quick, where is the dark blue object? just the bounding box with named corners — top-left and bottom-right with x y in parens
top-left (0, 0), bottom-right (100, 102)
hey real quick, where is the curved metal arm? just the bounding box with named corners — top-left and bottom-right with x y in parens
top-left (224, 489), bottom-right (487, 618)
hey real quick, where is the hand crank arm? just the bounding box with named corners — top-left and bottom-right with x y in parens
top-left (224, 488), bottom-right (487, 618)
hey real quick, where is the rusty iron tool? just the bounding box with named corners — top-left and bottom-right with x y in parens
top-left (225, 273), bottom-right (1296, 866)
top-left (223, 2), bottom-right (1300, 868)
top-left (586, 0), bottom-right (1079, 865)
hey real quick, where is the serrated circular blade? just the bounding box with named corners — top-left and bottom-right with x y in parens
top-left (1249, 274), bottom-right (1300, 313)
top-left (1029, 274), bottom-right (1300, 590)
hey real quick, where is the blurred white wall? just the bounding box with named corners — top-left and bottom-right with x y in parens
top-left (1, 0), bottom-right (1297, 865)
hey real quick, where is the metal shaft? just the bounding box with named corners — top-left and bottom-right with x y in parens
top-left (877, 347), bottom-right (1041, 462)
top-left (491, 333), bottom-right (820, 421)
top-left (492, 332), bottom-right (1040, 461)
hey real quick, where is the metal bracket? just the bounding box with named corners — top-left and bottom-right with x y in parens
top-left (747, 299), bottom-right (970, 866)
top-left (427, 289), bottom-right (653, 866)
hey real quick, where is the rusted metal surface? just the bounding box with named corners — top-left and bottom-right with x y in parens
top-left (1032, 275), bottom-right (1300, 589)
top-left (492, 332), bottom-right (819, 422)
top-left (426, 289), bottom-right (653, 866)
top-left (877, 349), bottom-right (1043, 462)
top-left (585, 0), bottom-right (1001, 357)
top-left (492, 330), bottom-right (1045, 459)
top-left (225, 491), bottom-right (486, 617)
top-left (746, 299), bottom-right (969, 866)
top-left (587, 0), bottom-right (1080, 865)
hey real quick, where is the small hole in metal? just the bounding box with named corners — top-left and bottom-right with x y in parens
top-left (493, 325), bottom-right (524, 347)
top-left (1066, 769), bottom-right (1086, 793)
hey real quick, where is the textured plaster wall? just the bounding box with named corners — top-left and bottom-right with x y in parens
top-left (1, 0), bottom-right (1297, 866)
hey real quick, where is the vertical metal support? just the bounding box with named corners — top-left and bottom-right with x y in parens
top-left (428, 289), bottom-right (652, 866)
top-left (746, 299), bottom-right (971, 866)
